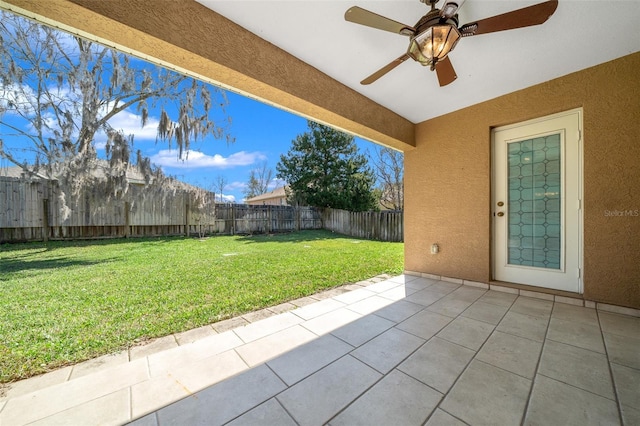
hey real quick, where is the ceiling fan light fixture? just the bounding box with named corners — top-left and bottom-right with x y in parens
top-left (408, 24), bottom-right (461, 67)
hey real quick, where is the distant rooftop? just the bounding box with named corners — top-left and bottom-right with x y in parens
top-left (245, 186), bottom-right (287, 203)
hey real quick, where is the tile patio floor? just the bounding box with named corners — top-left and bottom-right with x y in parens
top-left (1, 274), bottom-right (639, 425)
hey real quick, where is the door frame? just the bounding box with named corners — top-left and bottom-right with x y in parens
top-left (491, 108), bottom-right (584, 293)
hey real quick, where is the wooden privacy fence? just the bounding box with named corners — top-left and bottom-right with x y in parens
top-left (322, 208), bottom-right (403, 242)
top-left (0, 178), bottom-right (403, 243)
top-left (0, 177), bottom-right (217, 242)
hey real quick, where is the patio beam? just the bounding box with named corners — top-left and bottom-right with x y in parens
top-left (0, 0), bottom-right (415, 151)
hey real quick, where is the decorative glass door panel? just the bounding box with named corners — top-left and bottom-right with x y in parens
top-left (507, 134), bottom-right (561, 270)
top-left (492, 110), bottom-right (582, 293)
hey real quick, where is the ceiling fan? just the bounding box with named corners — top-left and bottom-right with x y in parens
top-left (345, 0), bottom-right (558, 86)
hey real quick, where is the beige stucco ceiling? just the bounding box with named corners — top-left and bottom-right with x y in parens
top-left (199, 0), bottom-right (640, 124)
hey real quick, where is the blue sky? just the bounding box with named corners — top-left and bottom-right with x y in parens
top-left (1, 83), bottom-right (377, 203)
top-left (122, 90), bottom-right (377, 203)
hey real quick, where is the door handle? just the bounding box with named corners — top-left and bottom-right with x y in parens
top-left (497, 212), bottom-right (504, 217)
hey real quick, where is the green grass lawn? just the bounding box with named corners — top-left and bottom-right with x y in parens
top-left (0, 230), bottom-right (403, 383)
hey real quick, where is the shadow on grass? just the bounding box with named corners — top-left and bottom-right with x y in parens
top-left (237, 230), bottom-right (354, 244)
top-left (0, 256), bottom-right (113, 278)
top-left (0, 236), bottom-right (185, 254)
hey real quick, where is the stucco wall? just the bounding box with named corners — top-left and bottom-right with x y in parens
top-left (405, 52), bottom-right (640, 308)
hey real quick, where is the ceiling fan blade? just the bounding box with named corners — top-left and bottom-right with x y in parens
top-left (435, 56), bottom-right (457, 87)
top-left (345, 6), bottom-right (415, 36)
top-left (361, 54), bottom-right (410, 85)
top-left (440, 0), bottom-right (466, 19)
top-left (459, 0), bottom-right (558, 37)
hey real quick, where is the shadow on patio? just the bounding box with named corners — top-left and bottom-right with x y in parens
top-left (1, 275), bottom-right (638, 425)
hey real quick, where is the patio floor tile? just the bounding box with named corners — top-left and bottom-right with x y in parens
top-left (448, 286), bottom-right (486, 303)
top-left (155, 364), bottom-right (286, 425)
top-left (599, 311), bottom-right (640, 339)
top-left (351, 328), bottom-right (425, 374)
top-left (395, 309), bottom-right (453, 340)
top-left (0, 365), bottom-right (73, 400)
top-left (291, 298), bottom-right (346, 320)
top-left (478, 290), bottom-right (518, 307)
top-left (69, 351), bottom-right (129, 380)
top-left (232, 312), bottom-right (303, 343)
top-left (404, 288), bottom-right (446, 307)
top-left (346, 295), bottom-right (395, 315)
top-left (128, 413), bottom-right (158, 426)
top-left (436, 316), bottom-right (495, 351)
top-left (0, 358), bottom-right (148, 425)
top-left (266, 301), bottom-right (297, 315)
top-left (610, 362), bottom-right (640, 410)
top-left (267, 334), bottom-right (354, 386)
top-left (603, 332), bottom-right (640, 370)
top-left (476, 331), bottom-right (543, 379)
top-left (276, 355), bottom-right (381, 426)
top-left (510, 297), bottom-right (553, 318)
top-left (547, 317), bottom-right (605, 353)
top-left (388, 274), bottom-right (419, 284)
top-left (174, 325), bottom-right (217, 345)
top-left (496, 311), bottom-right (549, 342)
top-left (379, 285), bottom-right (419, 301)
top-left (235, 325), bottom-right (317, 366)
top-left (168, 349), bottom-right (248, 393)
top-left (426, 296), bottom-right (474, 318)
top-left (129, 335), bottom-right (177, 360)
top-left (130, 375), bottom-right (191, 420)
top-left (332, 288), bottom-right (376, 304)
top-left (551, 302), bottom-right (600, 327)
top-left (226, 398), bottom-right (297, 426)
top-left (441, 360), bottom-right (531, 426)
top-left (363, 279), bottom-right (403, 293)
top-left (373, 299), bottom-right (424, 323)
top-left (30, 388), bottom-right (130, 426)
top-left (432, 281), bottom-right (462, 292)
top-left (524, 375), bottom-right (620, 425)
top-left (425, 409), bottom-right (467, 426)
top-left (301, 307), bottom-right (362, 336)
top-left (538, 340), bottom-right (615, 399)
top-left (330, 313), bottom-right (395, 347)
top-left (147, 330), bottom-right (243, 377)
top-left (330, 369), bottom-right (442, 426)
top-left (242, 308), bottom-right (276, 323)
top-left (212, 316), bottom-right (249, 333)
top-left (404, 277), bottom-right (438, 291)
top-left (398, 337), bottom-right (474, 393)
top-left (461, 301), bottom-right (510, 325)
top-left (621, 404), bottom-right (640, 426)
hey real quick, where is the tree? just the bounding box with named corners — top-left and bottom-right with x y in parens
top-left (0, 11), bottom-right (232, 211)
top-left (213, 174), bottom-right (228, 203)
top-left (243, 161), bottom-right (273, 199)
top-left (276, 121), bottom-right (377, 212)
top-left (369, 146), bottom-right (404, 211)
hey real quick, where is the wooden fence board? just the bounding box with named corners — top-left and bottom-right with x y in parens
top-left (1, 179), bottom-right (402, 243)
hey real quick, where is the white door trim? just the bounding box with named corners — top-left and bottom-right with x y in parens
top-left (492, 108), bottom-right (583, 293)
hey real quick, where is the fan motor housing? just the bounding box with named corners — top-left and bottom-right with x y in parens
top-left (414, 9), bottom-right (459, 33)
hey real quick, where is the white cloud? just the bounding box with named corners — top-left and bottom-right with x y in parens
top-left (105, 110), bottom-right (159, 140)
top-left (268, 177), bottom-right (286, 190)
top-left (215, 193), bottom-right (236, 203)
top-left (226, 181), bottom-right (247, 191)
top-left (150, 150), bottom-right (267, 170)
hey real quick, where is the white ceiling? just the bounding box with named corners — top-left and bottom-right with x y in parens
top-left (198, 0), bottom-right (640, 124)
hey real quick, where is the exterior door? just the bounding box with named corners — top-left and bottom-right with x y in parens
top-left (492, 109), bottom-right (582, 293)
